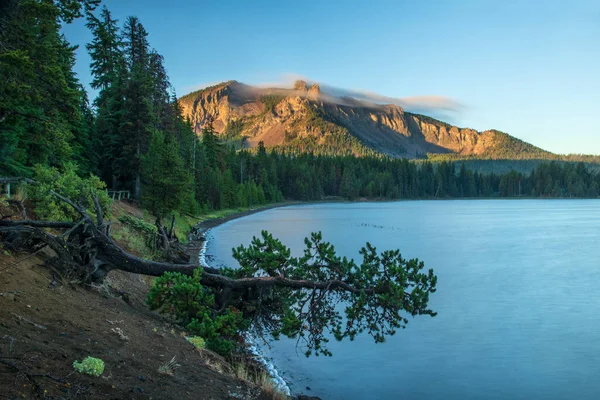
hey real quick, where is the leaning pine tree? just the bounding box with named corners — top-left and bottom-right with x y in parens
top-left (0, 182), bottom-right (437, 357)
top-left (147, 230), bottom-right (438, 356)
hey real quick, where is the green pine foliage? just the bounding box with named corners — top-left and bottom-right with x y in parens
top-left (227, 231), bottom-right (437, 356)
top-left (146, 269), bottom-right (248, 356)
top-left (29, 163), bottom-right (111, 222)
top-left (259, 94), bottom-right (285, 114)
top-left (0, 0), bottom-right (99, 176)
top-left (141, 130), bottom-right (192, 218)
top-left (147, 231), bottom-right (438, 358)
top-left (85, 6), bottom-right (124, 186)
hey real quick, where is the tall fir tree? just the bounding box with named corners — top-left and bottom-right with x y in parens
top-left (0, 0), bottom-right (99, 175)
top-left (85, 6), bottom-right (124, 186)
top-left (120, 16), bottom-right (153, 199)
top-left (141, 130), bottom-right (192, 219)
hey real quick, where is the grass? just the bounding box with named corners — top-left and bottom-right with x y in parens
top-left (194, 347), bottom-right (288, 398)
top-left (158, 356), bottom-right (180, 376)
top-left (256, 372), bottom-right (288, 400)
top-left (195, 204), bottom-right (280, 221)
top-left (234, 364), bottom-right (288, 400)
top-left (110, 223), bottom-right (158, 260)
top-left (108, 200), bottom-right (284, 259)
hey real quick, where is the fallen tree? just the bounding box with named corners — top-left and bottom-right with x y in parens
top-left (0, 189), bottom-right (437, 356)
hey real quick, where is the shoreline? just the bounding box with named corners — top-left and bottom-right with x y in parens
top-left (194, 201), bottom-right (301, 236)
top-left (193, 203), bottom-right (296, 397)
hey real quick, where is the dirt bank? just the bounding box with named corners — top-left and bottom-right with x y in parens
top-left (0, 251), bottom-right (273, 399)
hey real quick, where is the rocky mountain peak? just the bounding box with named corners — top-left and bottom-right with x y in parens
top-left (294, 80), bottom-right (308, 91)
top-left (308, 83), bottom-right (321, 96)
top-left (178, 80), bottom-right (550, 160)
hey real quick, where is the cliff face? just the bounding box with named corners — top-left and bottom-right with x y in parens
top-left (178, 80), bottom-right (550, 158)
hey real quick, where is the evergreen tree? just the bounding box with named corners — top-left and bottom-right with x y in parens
top-left (202, 119), bottom-right (224, 170)
top-left (340, 165), bottom-right (359, 199)
top-left (120, 16), bottom-right (153, 199)
top-left (86, 6), bottom-right (125, 186)
top-left (0, 0), bottom-right (99, 175)
top-left (148, 51), bottom-right (171, 131)
top-left (141, 130), bottom-right (192, 219)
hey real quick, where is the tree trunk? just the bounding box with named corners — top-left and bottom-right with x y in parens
top-left (0, 187), bottom-right (392, 303)
top-left (134, 142), bottom-right (141, 200)
top-left (0, 217), bottom-right (379, 296)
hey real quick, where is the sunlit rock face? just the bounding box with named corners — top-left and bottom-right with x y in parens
top-left (178, 81), bottom-right (550, 159)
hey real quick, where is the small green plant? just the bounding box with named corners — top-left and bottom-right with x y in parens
top-left (185, 336), bottom-right (205, 349)
top-left (158, 356), bottom-right (180, 376)
top-left (73, 356), bottom-right (104, 377)
top-left (0, 243), bottom-right (9, 256)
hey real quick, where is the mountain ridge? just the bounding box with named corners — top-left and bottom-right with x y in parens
top-left (178, 80), bottom-right (552, 159)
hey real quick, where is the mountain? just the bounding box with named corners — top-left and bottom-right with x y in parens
top-left (178, 80), bottom-right (552, 159)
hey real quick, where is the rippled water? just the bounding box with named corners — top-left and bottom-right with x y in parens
top-left (207, 200), bottom-right (600, 400)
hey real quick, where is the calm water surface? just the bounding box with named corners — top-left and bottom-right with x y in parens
top-left (207, 200), bottom-right (600, 399)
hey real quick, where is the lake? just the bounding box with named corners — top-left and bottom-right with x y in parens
top-left (206, 200), bottom-right (600, 400)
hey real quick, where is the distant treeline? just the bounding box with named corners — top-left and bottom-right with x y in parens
top-left (1, 1), bottom-right (599, 221)
top-left (200, 148), bottom-right (600, 206)
top-left (427, 152), bottom-right (600, 165)
top-left (415, 158), bottom-right (600, 175)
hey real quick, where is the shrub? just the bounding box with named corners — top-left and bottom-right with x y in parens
top-left (118, 214), bottom-right (158, 235)
top-left (29, 163), bottom-right (111, 222)
top-left (73, 356), bottom-right (104, 377)
top-left (147, 269), bottom-right (248, 356)
top-left (185, 336), bottom-right (205, 349)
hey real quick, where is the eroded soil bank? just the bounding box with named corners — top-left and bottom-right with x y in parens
top-left (0, 252), bottom-right (272, 399)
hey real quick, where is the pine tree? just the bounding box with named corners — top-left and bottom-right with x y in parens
top-left (340, 165), bottom-right (358, 199)
top-left (141, 130), bottom-right (192, 219)
top-left (86, 6), bottom-right (125, 186)
top-left (120, 16), bottom-right (153, 199)
top-left (148, 51), bottom-right (171, 131)
top-left (202, 118), bottom-right (224, 170)
top-left (0, 0), bottom-right (99, 175)
top-left (86, 7), bottom-right (122, 92)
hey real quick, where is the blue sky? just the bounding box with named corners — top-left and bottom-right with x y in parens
top-left (63, 0), bottom-right (600, 154)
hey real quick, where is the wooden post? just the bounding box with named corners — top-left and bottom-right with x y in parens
top-left (6, 182), bottom-right (10, 198)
